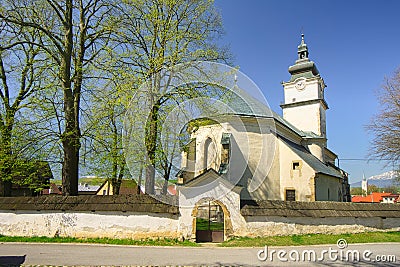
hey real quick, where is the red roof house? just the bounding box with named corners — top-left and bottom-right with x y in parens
top-left (352, 192), bottom-right (398, 203)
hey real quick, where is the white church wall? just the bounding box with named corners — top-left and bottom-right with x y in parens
top-left (315, 174), bottom-right (342, 201)
top-left (2, 197), bottom-right (400, 240)
top-left (192, 124), bottom-right (223, 177)
top-left (227, 117), bottom-right (278, 200)
top-left (278, 138), bottom-right (315, 201)
top-left (282, 103), bottom-right (323, 136)
top-left (0, 210), bottom-right (179, 239)
top-left (237, 215), bottom-right (400, 237)
top-left (189, 117), bottom-right (279, 200)
top-left (283, 78), bottom-right (320, 103)
top-left (319, 103), bottom-right (327, 136)
top-left (305, 142), bottom-right (324, 162)
top-left (248, 135), bottom-right (281, 200)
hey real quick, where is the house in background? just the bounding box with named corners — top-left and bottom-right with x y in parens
top-left (78, 183), bottom-right (100, 195)
top-left (167, 184), bottom-right (177, 195)
top-left (97, 179), bottom-right (143, 195)
top-left (44, 181), bottom-right (102, 195)
top-left (352, 192), bottom-right (400, 203)
top-left (382, 194), bottom-right (400, 203)
top-left (8, 161), bottom-right (53, 197)
top-left (42, 183), bottom-right (62, 195)
top-left (43, 179), bottom-right (145, 196)
top-left (43, 182), bottom-right (100, 195)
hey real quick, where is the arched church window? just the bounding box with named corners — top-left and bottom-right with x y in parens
top-left (204, 137), bottom-right (214, 171)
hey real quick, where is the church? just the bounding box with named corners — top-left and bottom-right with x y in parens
top-left (177, 34), bottom-right (351, 203)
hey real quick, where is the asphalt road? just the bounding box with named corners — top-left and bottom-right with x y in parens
top-left (1, 242), bottom-right (400, 266)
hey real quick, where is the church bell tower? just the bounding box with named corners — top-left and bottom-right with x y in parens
top-left (281, 34), bottom-right (328, 161)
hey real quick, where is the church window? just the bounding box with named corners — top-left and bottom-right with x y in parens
top-left (290, 161), bottom-right (302, 178)
top-left (220, 133), bottom-right (231, 145)
top-left (221, 144), bottom-right (229, 164)
top-left (292, 161), bottom-right (301, 170)
top-left (204, 138), bottom-right (211, 170)
top-left (218, 133), bottom-right (231, 174)
top-left (285, 189), bottom-right (296, 201)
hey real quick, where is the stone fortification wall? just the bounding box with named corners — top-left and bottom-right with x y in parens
top-left (236, 200), bottom-right (400, 237)
top-left (0, 195), bottom-right (178, 213)
top-left (1, 197), bottom-right (399, 240)
top-left (0, 195), bottom-right (179, 239)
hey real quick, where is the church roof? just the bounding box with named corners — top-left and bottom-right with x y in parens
top-left (179, 169), bottom-right (243, 195)
top-left (218, 84), bottom-right (273, 118)
top-left (218, 86), bottom-right (323, 139)
top-left (280, 136), bottom-right (343, 178)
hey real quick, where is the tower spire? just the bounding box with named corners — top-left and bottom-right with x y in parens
top-left (287, 34), bottom-right (319, 81)
top-left (297, 33), bottom-right (309, 60)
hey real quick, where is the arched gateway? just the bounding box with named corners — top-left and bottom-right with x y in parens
top-left (191, 198), bottom-right (233, 242)
top-left (178, 169), bottom-right (242, 242)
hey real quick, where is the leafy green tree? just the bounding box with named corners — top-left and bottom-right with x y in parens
top-left (0, 19), bottom-right (50, 196)
top-left (0, 0), bottom-right (117, 195)
top-left (367, 184), bottom-right (379, 194)
top-left (1, 0), bottom-right (231, 196)
top-left (350, 187), bottom-right (363, 196)
top-left (114, 0), bottom-right (231, 194)
top-left (81, 79), bottom-right (131, 195)
top-left (382, 185), bottom-right (399, 194)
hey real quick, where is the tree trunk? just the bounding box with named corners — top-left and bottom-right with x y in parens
top-left (111, 161), bottom-right (125, 195)
top-left (145, 165), bottom-right (155, 194)
top-left (162, 161), bottom-right (172, 195)
top-left (145, 104), bottom-right (159, 195)
top-left (110, 111), bottom-right (123, 195)
top-left (137, 162), bottom-right (143, 194)
top-left (61, 0), bottom-right (79, 196)
top-left (111, 178), bottom-right (121, 195)
top-left (0, 125), bottom-right (14, 197)
top-left (162, 175), bottom-right (169, 195)
top-left (62, 138), bottom-right (79, 195)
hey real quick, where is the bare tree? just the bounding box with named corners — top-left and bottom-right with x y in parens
top-left (367, 67), bottom-right (400, 180)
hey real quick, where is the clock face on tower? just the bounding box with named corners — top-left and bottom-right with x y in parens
top-left (295, 79), bottom-right (306, 90)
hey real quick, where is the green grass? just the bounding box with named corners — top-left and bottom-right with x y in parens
top-left (53, 177), bottom-right (105, 186)
top-left (0, 235), bottom-right (199, 247)
top-left (220, 231), bottom-right (400, 247)
top-left (196, 217), bottom-right (224, 230)
top-left (1, 231), bottom-right (399, 247)
top-left (78, 177), bottom-right (106, 186)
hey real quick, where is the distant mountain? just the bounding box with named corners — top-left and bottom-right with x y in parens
top-left (351, 171), bottom-right (399, 188)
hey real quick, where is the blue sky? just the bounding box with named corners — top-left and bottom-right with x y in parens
top-left (215, 0), bottom-right (400, 183)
